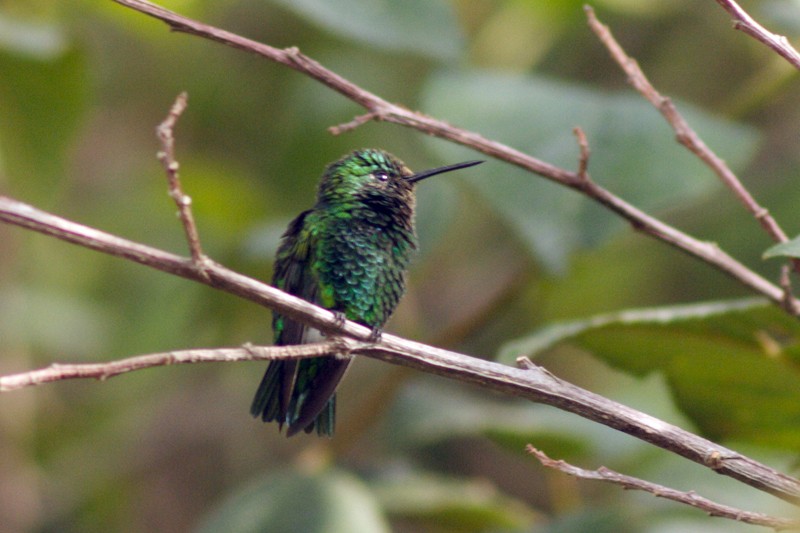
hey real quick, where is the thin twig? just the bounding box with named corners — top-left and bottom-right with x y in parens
top-left (156, 91), bottom-right (209, 276)
top-left (6, 0), bottom-right (800, 510)
top-left (2, 194), bottom-right (800, 504)
top-left (780, 265), bottom-right (800, 315)
top-left (329, 111), bottom-right (379, 135)
top-left (527, 446), bottom-right (800, 530)
top-left (110, 0), bottom-right (797, 314)
top-left (715, 0), bottom-right (800, 71)
top-left (573, 126), bottom-right (591, 181)
top-left (585, 5), bottom-right (793, 257)
top-left (0, 343), bottom-right (340, 391)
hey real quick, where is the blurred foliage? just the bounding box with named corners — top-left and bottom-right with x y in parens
top-left (3, 0), bottom-right (800, 531)
top-left (764, 234), bottom-right (800, 259)
top-left (197, 468), bottom-right (392, 533)
top-left (501, 298), bottom-right (800, 447)
top-left (423, 71), bottom-right (759, 270)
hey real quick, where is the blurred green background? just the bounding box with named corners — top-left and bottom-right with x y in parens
top-left (3, 0), bottom-right (800, 531)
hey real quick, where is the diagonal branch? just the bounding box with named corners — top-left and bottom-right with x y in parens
top-left (156, 91), bottom-right (209, 272)
top-left (2, 194), bottom-right (800, 504)
top-left (110, 0), bottom-right (795, 313)
top-left (5, 0), bottom-right (800, 514)
top-left (714, 0), bottom-right (800, 71)
top-left (586, 6), bottom-right (794, 262)
top-left (527, 446), bottom-right (800, 530)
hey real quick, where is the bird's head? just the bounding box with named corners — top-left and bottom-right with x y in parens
top-left (316, 149), bottom-right (482, 211)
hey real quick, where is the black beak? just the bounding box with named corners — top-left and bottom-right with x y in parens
top-left (407, 160), bottom-right (483, 183)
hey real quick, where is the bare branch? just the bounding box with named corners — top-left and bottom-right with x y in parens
top-left (329, 111), bottom-right (379, 135)
top-left (527, 446), bottom-right (800, 530)
top-left (572, 126), bottom-right (591, 182)
top-left (4, 0), bottom-right (800, 510)
top-left (780, 265), bottom-right (800, 315)
top-left (715, 0), bottom-right (800, 71)
top-left (585, 5), bottom-right (793, 253)
top-left (0, 343), bottom-right (341, 391)
top-left (109, 0), bottom-right (796, 314)
top-left (156, 91), bottom-right (209, 274)
top-left (0, 196), bottom-right (363, 339)
top-left (2, 194), bottom-right (800, 504)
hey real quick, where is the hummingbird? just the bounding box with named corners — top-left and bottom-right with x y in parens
top-left (250, 148), bottom-right (482, 437)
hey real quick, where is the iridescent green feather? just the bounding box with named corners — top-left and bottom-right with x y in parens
top-left (250, 149), bottom-right (416, 437)
top-left (250, 148), bottom-right (480, 437)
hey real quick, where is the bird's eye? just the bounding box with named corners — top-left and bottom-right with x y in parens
top-left (373, 172), bottom-right (389, 182)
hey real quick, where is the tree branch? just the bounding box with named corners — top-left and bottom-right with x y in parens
top-left (573, 126), bottom-right (591, 182)
top-left (0, 343), bottom-right (342, 391)
top-left (715, 0), bottom-right (800, 71)
top-left (109, 0), bottom-right (796, 313)
top-left (156, 91), bottom-right (209, 273)
top-left (4, 0), bottom-right (799, 519)
top-left (586, 5), bottom-right (793, 255)
top-left (527, 446), bottom-right (800, 531)
top-left (2, 196), bottom-right (800, 504)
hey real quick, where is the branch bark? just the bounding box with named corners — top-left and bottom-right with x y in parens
top-left (156, 91), bottom-right (208, 271)
top-left (715, 0), bottom-right (800, 71)
top-left (3, 0), bottom-right (800, 522)
top-left (527, 446), bottom-right (800, 530)
top-left (586, 6), bottom-right (792, 252)
top-left (109, 0), bottom-right (796, 313)
top-left (0, 343), bottom-right (341, 391)
top-left (2, 195), bottom-right (800, 505)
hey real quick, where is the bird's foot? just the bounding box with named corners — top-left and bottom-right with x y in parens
top-left (368, 326), bottom-right (383, 344)
top-left (332, 310), bottom-right (347, 330)
top-left (322, 311), bottom-right (347, 338)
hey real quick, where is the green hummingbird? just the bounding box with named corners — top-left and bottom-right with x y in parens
top-left (250, 148), bottom-right (482, 437)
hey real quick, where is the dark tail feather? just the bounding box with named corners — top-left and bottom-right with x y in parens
top-left (250, 360), bottom-right (297, 426)
top-left (290, 395), bottom-right (336, 437)
top-left (252, 357), bottom-right (349, 437)
top-left (284, 356), bottom-right (351, 437)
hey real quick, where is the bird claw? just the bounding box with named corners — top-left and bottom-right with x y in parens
top-left (368, 326), bottom-right (383, 343)
top-left (331, 310), bottom-right (347, 330)
top-left (322, 311), bottom-right (348, 344)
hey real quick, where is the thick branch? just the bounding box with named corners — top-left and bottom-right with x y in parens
top-left (2, 195), bottom-right (800, 504)
top-left (110, 0), bottom-right (794, 312)
top-left (527, 446), bottom-right (800, 530)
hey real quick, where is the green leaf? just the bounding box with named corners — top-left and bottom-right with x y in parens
top-left (388, 375), bottom-right (689, 463)
top-left (498, 297), bottom-right (770, 363)
top-left (763, 236), bottom-right (800, 259)
top-left (197, 468), bottom-right (390, 533)
top-left (422, 70), bottom-right (760, 271)
top-left (500, 298), bottom-right (800, 448)
top-left (668, 348), bottom-right (800, 446)
top-left (387, 379), bottom-right (594, 459)
top-left (373, 471), bottom-right (539, 532)
top-left (269, 0), bottom-right (463, 60)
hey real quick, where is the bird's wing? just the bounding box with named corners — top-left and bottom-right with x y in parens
top-left (272, 209), bottom-right (318, 345)
top-left (251, 210), bottom-right (317, 425)
top-left (271, 210), bottom-right (319, 418)
top-left (252, 210), bottom-right (351, 436)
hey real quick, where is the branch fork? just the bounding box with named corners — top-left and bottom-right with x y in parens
top-left (2, 0), bottom-right (800, 525)
top-left (155, 91), bottom-right (211, 279)
top-left (527, 445), bottom-right (800, 530)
